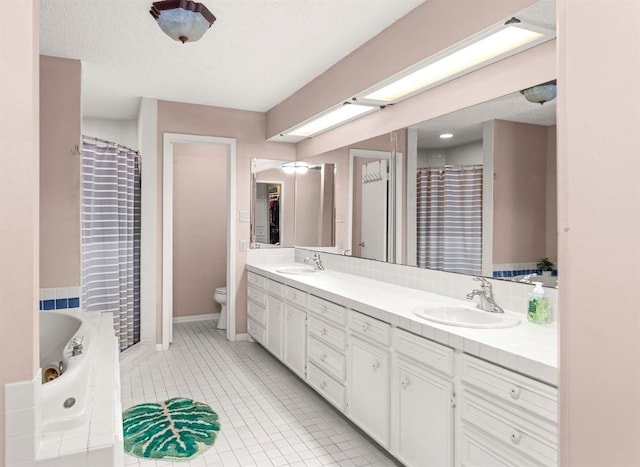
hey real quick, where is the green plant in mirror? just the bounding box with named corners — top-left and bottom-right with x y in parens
top-left (536, 257), bottom-right (554, 271)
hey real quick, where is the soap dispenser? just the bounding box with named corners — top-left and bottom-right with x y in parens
top-left (527, 282), bottom-right (551, 324)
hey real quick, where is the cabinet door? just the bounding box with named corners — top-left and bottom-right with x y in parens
top-left (284, 304), bottom-right (306, 379)
top-left (266, 296), bottom-right (283, 359)
top-left (349, 337), bottom-right (389, 448)
top-left (396, 361), bottom-right (454, 467)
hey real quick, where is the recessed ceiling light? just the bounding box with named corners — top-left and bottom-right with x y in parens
top-left (440, 133), bottom-right (453, 139)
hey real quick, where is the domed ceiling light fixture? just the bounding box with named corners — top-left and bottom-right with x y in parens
top-left (521, 80), bottom-right (557, 104)
top-left (150, 0), bottom-right (216, 43)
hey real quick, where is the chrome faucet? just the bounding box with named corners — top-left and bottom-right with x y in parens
top-left (466, 276), bottom-right (504, 313)
top-left (519, 273), bottom-right (538, 284)
top-left (304, 251), bottom-right (325, 270)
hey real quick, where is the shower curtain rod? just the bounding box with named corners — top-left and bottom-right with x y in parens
top-left (420, 164), bottom-right (483, 171)
top-left (79, 135), bottom-right (140, 155)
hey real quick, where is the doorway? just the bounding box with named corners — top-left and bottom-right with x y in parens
top-left (162, 134), bottom-right (237, 349)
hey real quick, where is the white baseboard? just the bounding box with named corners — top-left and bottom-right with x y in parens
top-left (173, 313), bottom-right (219, 324)
top-left (231, 332), bottom-right (251, 342)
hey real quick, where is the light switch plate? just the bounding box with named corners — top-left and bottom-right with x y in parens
top-left (239, 240), bottom-right (246, 251)
top-left (239, 210), bottom-right (250, 222)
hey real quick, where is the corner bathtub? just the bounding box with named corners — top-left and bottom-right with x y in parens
top-left (39, 311), bottom-right (96, 432)
top-left (38, 310), bottom-right (123, 466)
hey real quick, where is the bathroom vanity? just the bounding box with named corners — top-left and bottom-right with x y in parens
top-left (245, 263), bottom-right (557, 467)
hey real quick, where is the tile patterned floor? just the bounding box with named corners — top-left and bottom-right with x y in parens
top-left (120, 321), bottom-right (399, 467)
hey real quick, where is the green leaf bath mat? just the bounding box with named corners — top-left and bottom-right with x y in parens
top-left (122, 397), bottom-right (220, 461)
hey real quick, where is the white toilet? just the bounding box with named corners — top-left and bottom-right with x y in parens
top-left (214, 287), bottom-right (227, 330)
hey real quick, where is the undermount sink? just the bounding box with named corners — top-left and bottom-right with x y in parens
top-left (275, 266), bottom-right (324, 275)
top-left (413, 305), bottom-right (520, 329)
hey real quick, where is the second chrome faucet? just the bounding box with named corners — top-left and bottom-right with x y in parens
top-left (304, 251), bottom-right (325, 270)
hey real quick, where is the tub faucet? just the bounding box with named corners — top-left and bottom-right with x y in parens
top-left (304, 252), bottom-right (325, 270)
top-left (466, 276), bottom-right (504, 313)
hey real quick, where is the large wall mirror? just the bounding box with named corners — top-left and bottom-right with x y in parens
top-left (295, 90), bottom-right (558, 287)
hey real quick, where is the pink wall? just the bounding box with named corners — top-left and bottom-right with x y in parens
top-left (156, 100), bottom-right (296, 339)
top-left (39, 56), bottom-right (81, 287)
top-left (173, 143), bottom-right (227, 317)
top-left (267, 0), bottom-right (537, 138)
top-left (493, 120), bottom-right (548, 264)
top-left (546, 125), bottom-right (557, 262)
top-left (558, 1), bottom-right (640, 464)
top-left (0, 0), bottom-right (40, 460)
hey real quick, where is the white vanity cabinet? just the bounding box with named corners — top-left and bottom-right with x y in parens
top-left (246, 272), bottom-right (267, 345)
top-left (456, 354), bottom-right (558, 467)
top-left (266, 295), bottom-right (284, 360)
top-left (283, 286), bottom-right (307, 379)
top-left (307, 295), bottom-right (348, 410)
top-left (392, 328), bottom-right (455, 467)
top-left (348, 310), bottom-right (391, 449)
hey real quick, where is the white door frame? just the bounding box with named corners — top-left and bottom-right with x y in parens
top-left (162, 133), bottom-right (237, 349)
top-left (347, 149), bottom-right (403, 261)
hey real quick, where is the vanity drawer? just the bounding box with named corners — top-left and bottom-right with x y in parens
top-left (308, 316), bottom-right (346, 351)
top-left (395, 328), bottom-right (454, 377)
top-left (247, 319), bottom-right (266, 346)
top-left (350, 311), bottom-right (391, 347)
top-left (247, 300), bottom-right (266, 326)
top-left (247, 271), bottom-right (266, 289)
top-left (285, 286), bottom-right (307, 309)
top-left (307, 362), bottom-right (345, 411)
top-left (460, 388), bottom-right (557, 465)
top-left (247, 285), bottom-right (267, 307)
top-left (308, 295), bottom-right (347, 326)
top-left (308, 337), bottom-right (346, 382)
top-left (461, 354), bottom-right (557, 423)
top-left (266, 279), bottom-right (285, 297)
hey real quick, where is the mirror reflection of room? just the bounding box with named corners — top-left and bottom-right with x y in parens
top-left (255, 182), bottom-right (281, 245)
top-left (252, 159), bottom-right (296, 248)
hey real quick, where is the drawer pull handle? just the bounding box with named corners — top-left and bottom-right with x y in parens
top-left (321, 305), bottom-right (327, 313)
top-left (401, 378), bottom-right (409, 390)
top-left (510, 385), bottom-right (521, 400)
top-left (362, 323), bottom-right (370, 332)
top-left (510, 430), bottom-right (522, 445)
top-left (372, 361), bottom-right (380, 371)
top-left (320, 328), bottom-right (327, 336)
top-left (320, 381), bottom-right (327, 390)
top-left (320, 354), bottom-right (327, 362)
top-left (292, 292), bottom-right (297, 299)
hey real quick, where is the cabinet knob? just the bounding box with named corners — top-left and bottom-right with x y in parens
top-left (320, 354), bottom-right (327, 362)
top-left (372, 361), bottom-right (380, 371)
top-left (362, 323), bottom-right (369, 332)
top-left (510, 430), bottom-right (522, 445)
top-left (320, 381), bottom-right (327, 390)
top-left (510, 385), bottom-right (521, 400)
top-left (321, 305), bottom-right (327, 313)
top-left (320, 328), bottom-right (327, 336)
top-left (401, 378), bottom-right (409, 390)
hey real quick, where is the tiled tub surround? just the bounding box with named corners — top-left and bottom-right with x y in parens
top-left (245, 259), bottom-right (558, 466)
top-left (40, 286), bottom-right (81, 311)
top-left (6, 310), bottom-right (124, 467)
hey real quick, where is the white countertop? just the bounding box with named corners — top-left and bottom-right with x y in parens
top-left (246, 263), bottom-right (558, 386)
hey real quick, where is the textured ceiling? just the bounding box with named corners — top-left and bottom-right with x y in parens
top-left (414, 90), bottom-right (557, 149)
top-left (40, 0), bottom-right (426, 120)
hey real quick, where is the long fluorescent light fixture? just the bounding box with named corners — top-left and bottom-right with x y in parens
top-left (287, 102), bottom-right (377, 138)
top-left (362, 20), bottom-right (554, 103)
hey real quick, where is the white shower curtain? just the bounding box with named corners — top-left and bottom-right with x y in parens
top-left (81, 137), bottom-right (141, 351)
top-left (416, 166), bottom-right (482, 275)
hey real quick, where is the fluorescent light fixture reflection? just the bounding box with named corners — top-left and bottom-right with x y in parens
top-left (287, 103), bottom-right (377, 137)
top-left (363, 25), bottom-right (547, 103)
top-left (440, 133), bottom-right (453, 139)
top-left (282, 162), bottom-right (310, 174)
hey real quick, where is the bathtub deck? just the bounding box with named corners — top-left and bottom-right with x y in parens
top-left (119, 320), bottom-right (398, 467)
